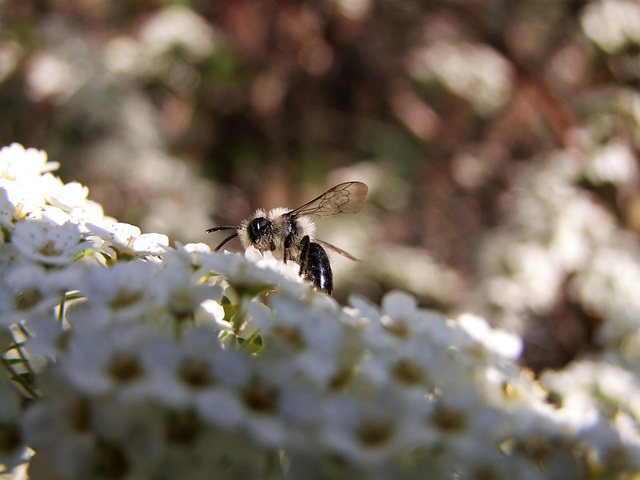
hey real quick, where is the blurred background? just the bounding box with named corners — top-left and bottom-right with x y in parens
top-left (2, 0), bottom-right (640, 373)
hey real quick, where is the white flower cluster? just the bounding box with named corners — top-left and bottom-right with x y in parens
top-left (1, 143), bottom-right (640, 479)
top-left (408, 40), bottom-right (514, 117)
top-left (581, 0), bottom-right (640, 55)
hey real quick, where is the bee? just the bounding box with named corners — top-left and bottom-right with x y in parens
top-left (207, 181), bottom-right (368, 295)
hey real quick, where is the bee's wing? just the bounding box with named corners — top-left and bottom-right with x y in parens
top-left (314, 239), bottom-right (361, 262)
top-left (287, 181), bottom-right (368, 218)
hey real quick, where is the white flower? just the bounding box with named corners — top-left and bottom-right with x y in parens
top-left (39, 174), bottom-right (105, 224)
top-left (162, 241), bottom-right (214, 279)
top-left (85, 220), bottom-right (169, 261)
top-left (131, 232), bottom-right (170, 256)
top-left (0, 187), bottom-right (17, 232)
top-left (0, 143), bottom-right (59, 181)
top-left (141, 329), bottom-right (251, 411)
top-left (196, 388), bottom-right (245, 430)
top-left (59, 324), bottom-right (153, 398)
top-left (138, 5), bottom-right (217, 61)
top-left (196, 298), bottom-right (230, 331)
top-left (206, 247), bottom-right (306, 297)
top-left (409, 41), bottom-right (513, 116)
top-left (585, 140), bottom-right (638, 187)
top-left (193, 348), bottom-right (255, 427)
top-left (581, 0), bottom-right (640, 54)
top-left (316, 387), bottom-right (432, 476)
top-left (571, 243), bottom-right (640, 344)
top-left (0, 262), bottom-right (78, 327)
top-left (0, 179), bottom-right (46, 218)
top-left (23, 366), bottom-right (167, 480)
top-left (227, 373), bottom-right (288, 448)
top-left (457, 313), bottom-right (523, 360)
top-left (198, 350), bottom-right (299, 449)
top-left (38, 175), bottom-right (87, 208)
top-left (29, 204), bottom-right (72, 226)
top-left (377, 290), bottom-right (456, 346)
top-left (151, 260), bottom-right (222, 321)
top-left (68, 260), bottom-right (163, 327)
top-left (360, 328), bottom-right (440, 391)
top-left (261, 293), bottom-right (345, 386)
top-left (542, 361), bottom-right (640, 430)
top-left (11, 220), bottom-right (87, 266)
top-left (23, 311), bottom-right (67, 359)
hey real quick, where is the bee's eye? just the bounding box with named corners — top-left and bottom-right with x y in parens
top-left (248, 217), bottom-right (269, 242)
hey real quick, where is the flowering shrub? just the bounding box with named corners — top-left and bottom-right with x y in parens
top-left (1, 143), bottom-right (640, 479)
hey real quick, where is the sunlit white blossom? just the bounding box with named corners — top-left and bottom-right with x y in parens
top-left (457, 313), bottom-right (523, 360)
top-left (206, 247), bottom-right (306, 296)
top-left (584, 139), bottom-right (638, 187)
top-left (25, 50), bottom-right (85, 102)
top-left (581, 0), bottom-right (640, 54)
top-left (162, 241), bottom-right (214, 279)
top-left (68, 260), bottom-right (163, 326)
top-left (196, 298), bottom-right (231, 331)
top-left (0, 144), bottom-right (59, 181)
top-left (86, 220), bottom-right (169, 260)
top-left (0, 179), bottom-right (46, 218)
top-left (0, 187), bottom-right (17, 231)
top-left (151, 260), bottom-right (222, 321)
top-left (138, 6), bottom-right (217, 61)
top-left (11, 220), bottom-right (87, 266)
top-left (408, 40), bottom-right (514, 116)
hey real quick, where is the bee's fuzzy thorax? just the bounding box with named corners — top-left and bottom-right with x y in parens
top-left (266, 207), bottom-right (290, 222)
top-left (237, 207), bottom-right (317, 261)
top-left (269, 207), bottom-right (316, 260)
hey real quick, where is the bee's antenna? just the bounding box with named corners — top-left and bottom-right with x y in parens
top-left (208, 226), bottom-right (243, 251)
top-left (214, 233), bottom-right (239, 251)
top-left (206, 226), bottom-right (238, 233)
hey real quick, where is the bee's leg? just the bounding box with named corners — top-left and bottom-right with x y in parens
top-left (283, 232), bottom-right (294, 262)
top-left (299, 235), bottom-right (333, 295)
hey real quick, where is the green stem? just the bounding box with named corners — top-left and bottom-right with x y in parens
top-left (1, 356), bottom-right (38, 399)
top-left (1, 324), bottom-right (39, 399)
top-left (231, 294), bottom-right (250, 335)
top-left (264, 450), bottom-right (285, 480)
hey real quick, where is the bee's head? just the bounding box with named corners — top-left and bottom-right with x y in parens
top-left (238, 209), bottom-right (275, 252)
